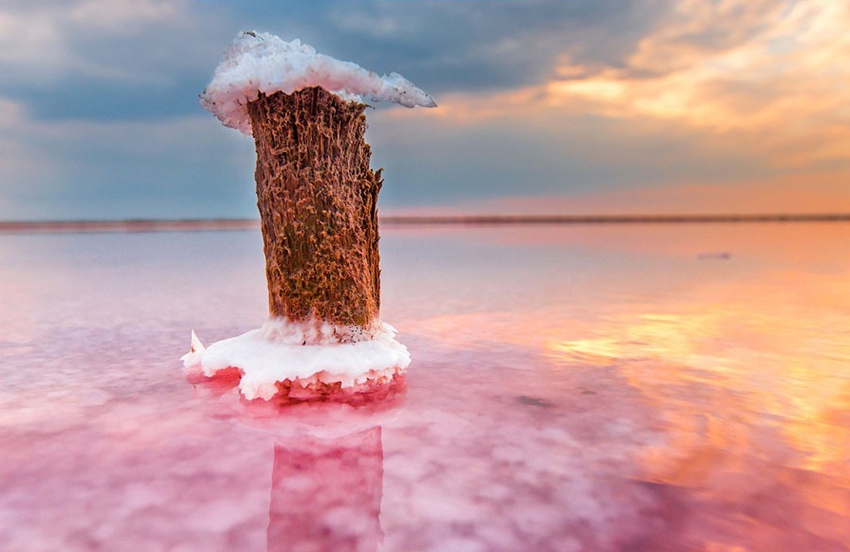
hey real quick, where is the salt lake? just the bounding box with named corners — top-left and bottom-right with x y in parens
top-left (2, 222), bottom-right (849, 551)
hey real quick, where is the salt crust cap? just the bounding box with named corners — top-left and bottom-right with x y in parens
top-left (201, 31), bottom-right (437, 135)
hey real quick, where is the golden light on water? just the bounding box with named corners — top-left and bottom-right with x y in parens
top-left (400, 222), bottom-right (850, 539)
top-left (545, 292), bottom-right (850, 491)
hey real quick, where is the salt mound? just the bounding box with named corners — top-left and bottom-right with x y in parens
top-left (200, 31), bottom-right (437, 135)
top-left (182, 322), bottom-right (411, 401)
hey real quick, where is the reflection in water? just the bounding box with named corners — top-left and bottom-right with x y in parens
top-left (395, 223), bottom-right (850, 550)
top-left (545, 298), bottom-right (850, 549)
top-left (188, 370), bottom-right (399, 552)
top-left (269, 427), bottom-right (384, 552)
top-left (546, 304), bottom-right (850, 479)
top-left (3, 224), bottom-right (850, 551)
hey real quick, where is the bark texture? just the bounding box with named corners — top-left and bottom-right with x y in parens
top-left (248, 87), bottom-right (382, 330)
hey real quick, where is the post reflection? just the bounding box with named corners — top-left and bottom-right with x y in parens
top-left (268, 426), bottom-right (384, 552)
top-left (188, 370), bottom-right (402, 552)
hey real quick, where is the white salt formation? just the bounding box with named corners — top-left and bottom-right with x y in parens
top-left (200, 31), bottom-right (437, 135)
top-left (182, 324), bottom-right (410, 401)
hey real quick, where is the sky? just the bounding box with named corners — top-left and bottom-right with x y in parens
top-left (1, 0), bottom-right (849, 221)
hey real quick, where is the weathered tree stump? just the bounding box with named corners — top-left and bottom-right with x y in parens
top-left (248, 87), bottom-right (383, 334)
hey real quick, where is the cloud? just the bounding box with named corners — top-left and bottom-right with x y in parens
top-left (2, 0), bottom-right (192, 80)
top-left (0, 97), bottom-right (257, 221)
top-left (550, 1), bottom-right (850, 167)
top-left (321, 0), bottom-right (674, 93)
top-left (2, 0), bottom-right (847, 220)
top-left (2, 0), bottom-right (669, 123)
top-left (367, 99), bottom-right (779, 211)
top-left (0, 0), bottom-right (227, 121)
top-left (204, 0), bottom-right (675, 95)
top-left (624, 0), bottom-right (788, 76)
top-left (395, 0), bottom-right (850, 173)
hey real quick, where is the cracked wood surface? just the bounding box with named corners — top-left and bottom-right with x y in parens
top-left (248, 88), bottom-right (382, 332)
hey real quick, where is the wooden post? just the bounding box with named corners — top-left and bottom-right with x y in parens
top-left (248, 87), bottom-right (383, 336)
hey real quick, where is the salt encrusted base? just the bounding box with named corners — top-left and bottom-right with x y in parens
top-left (182, 322), bottom-right (410, 401)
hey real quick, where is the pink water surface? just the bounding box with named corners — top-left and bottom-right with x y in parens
top-left (2, 223), bottom-right (849, 551)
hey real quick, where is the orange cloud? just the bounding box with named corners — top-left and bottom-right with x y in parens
top-left (549, 1), bottom-right (850, 165)
top-left (387, 1), bottom-right (850, 170)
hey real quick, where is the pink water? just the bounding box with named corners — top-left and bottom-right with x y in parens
top-left (2, 223), bottom-right (849, 551)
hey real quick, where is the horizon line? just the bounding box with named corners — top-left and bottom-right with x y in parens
top-left (2, 213), bottom-right (850, 234)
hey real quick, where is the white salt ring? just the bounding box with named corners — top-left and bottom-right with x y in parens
top-left (182, 322), bottom-right (410, 401)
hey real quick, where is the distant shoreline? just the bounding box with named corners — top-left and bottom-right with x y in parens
top-left (1, 214), bottom-right (849, 234)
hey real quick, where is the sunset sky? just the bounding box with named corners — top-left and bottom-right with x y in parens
top-left (1, 0), bottom-right (848, 221)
